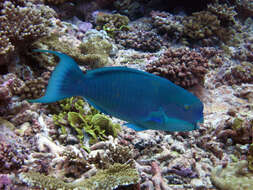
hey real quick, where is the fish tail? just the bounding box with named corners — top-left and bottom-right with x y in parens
top-left (28, 50), bottom-right (85, 103)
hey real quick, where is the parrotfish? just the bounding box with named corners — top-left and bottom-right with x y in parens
top-left (29, 50), bottom-right (203, 132)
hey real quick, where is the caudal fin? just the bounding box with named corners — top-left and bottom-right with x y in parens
top-left (28, 50), bottom-right (85, 103)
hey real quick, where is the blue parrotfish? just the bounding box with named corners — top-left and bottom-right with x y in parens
top-left (29, 50), bottom-right (204, 132)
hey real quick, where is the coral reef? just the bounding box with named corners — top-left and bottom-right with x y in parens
top-left (19, 163), bottom-right (140, 190)
top-left (0, 118), bottom-right (29, 173)
top-left (1, 0), bottom-right (253, 189)
top-left (0, 0), bottom-right (56, 65)
top-left (182, 11), bottom-right (232, 44)
top-left (217, 61), bottom-right (253, 85)
top-left (32, 29), bottom-right (114, 69)
top-left (44, 0), bottom-right (67, 5)
top-left (211, 160), bottom-right (253, 190)
top-left (13, 72), bottom-right (50, 100)
top-left (89, 138), bottom-right (134, 169)
top-left (248, 144), bottom-right (253, 171)
top-left (115, 28), bottom-right (163, 52)
top-left (146, 47), bottom-right (209, 88)
top-left (79, 34), bottom-right (114, 68)
top-left (150, 11), bottom-right (184, 39)
top-left (113, 0), bottom-right (142, 19)
top-left (235, 0), bottom-right (253, 18)
top-left (31, 34), bottom-right (88, 67)
top-left (114, 17), bottom-right (163, 52)
top-left (207, 3), bottom-right (237, 25)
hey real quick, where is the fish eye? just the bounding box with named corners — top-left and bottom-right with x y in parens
top-left (184, 104), bottom-right (190, 110)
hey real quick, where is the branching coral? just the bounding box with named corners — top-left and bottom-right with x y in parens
top-left (0, 0), bottom-right (56, 64)
top-left (14, 75), bottom-right (49, 100)
top-left (150, 10), bottom-right (184, 39)
top-left (146, 47), bottom-right (209, 88)
top-left (0, 118), bottom-right (29, 173)
top-left (221, 62), bottom-right (253, 85)
top-left (115, 29), bottom-right (163, 52)
top-left (79, 35), bottom-right (113, 68)
top-left (19, 163), bottom-right (140, 190)
top-left (207, 3), bottom-right (237, 25)
top-left (183, 11), bottom-right (228, 42)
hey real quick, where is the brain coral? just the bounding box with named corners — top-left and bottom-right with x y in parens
top-left (146, 47), bottom-right (209, 88)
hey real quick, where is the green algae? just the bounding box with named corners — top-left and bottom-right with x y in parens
top-left (19, 163), bottom-right (140, 190)
top-left (52, 97), bottom-right (121, 147)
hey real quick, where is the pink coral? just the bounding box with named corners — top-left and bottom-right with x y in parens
top-left (146, 47), bottom-right (209, 88)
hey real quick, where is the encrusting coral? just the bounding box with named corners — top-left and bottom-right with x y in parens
top-left (79, 35), bottom-right (113, 68)
top-left (115, 28), bottom-right (163, 52)
top-left (31, 34), bottom-right (88, 68)
top-left (0, 0), bottom-right (56, 64)
top-left (211, 160), bottom-right (253, 190)
top-left (146, 47), bottom-right (209, 88)
top-left (19, 163), bottom-right (140, 190)
top-left (95, 12), bottom-right (130, 36)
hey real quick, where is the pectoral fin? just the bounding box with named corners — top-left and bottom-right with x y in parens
top-left (143, 107), bottom-right (167, 125)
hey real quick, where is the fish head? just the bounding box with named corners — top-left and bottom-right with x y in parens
top-left (140, 104), bottom-right (203, 132)
top-left (180, 100), bottom-right (204, 129)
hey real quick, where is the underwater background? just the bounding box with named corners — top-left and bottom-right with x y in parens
top-left (0, 0), bottom-right (253, 189)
